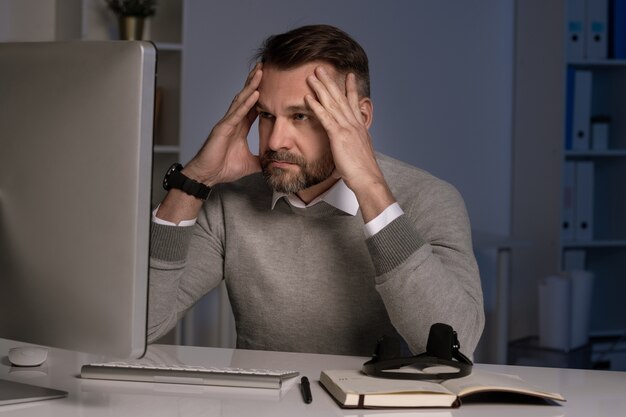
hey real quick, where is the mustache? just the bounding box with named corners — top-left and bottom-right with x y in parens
top-left (260, 150), bottom-right (306, 167)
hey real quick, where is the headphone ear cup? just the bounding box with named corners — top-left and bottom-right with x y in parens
top-left (426, 323), bottom-right (454, 360)
top-left (375, 335), bottom-right (403, 361)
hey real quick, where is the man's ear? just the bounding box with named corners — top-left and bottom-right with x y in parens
top-left (359, 97), bottom-right (374, 129)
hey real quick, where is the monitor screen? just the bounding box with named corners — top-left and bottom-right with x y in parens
top-left (0, 41), bottom-right (155, 360)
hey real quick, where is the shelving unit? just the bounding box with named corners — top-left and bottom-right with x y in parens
top-left (561, 8), bottom-right (626, 345)
top-left (78, 0), bottom-right (184, 208)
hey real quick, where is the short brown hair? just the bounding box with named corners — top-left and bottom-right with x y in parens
top-left (255, 24), bottom-right (370, 97)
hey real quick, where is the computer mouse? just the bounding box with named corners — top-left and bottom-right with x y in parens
top-left (8, 347), bottom-right (49, 367)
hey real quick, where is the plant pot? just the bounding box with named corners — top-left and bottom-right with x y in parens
top-left (118, 16), bottom-right (145, 40)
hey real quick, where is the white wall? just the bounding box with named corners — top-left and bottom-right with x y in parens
top-left (510, 1), bottom-right (564, 341)
top-left (0, 0), bottom-right (56, 41)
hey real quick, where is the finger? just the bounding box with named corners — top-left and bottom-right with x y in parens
top-left (244, 62), bottom-right (263, 87)
top-left (311, 67), bottom-right (358, 125)
top-left (306, 73), bottom-right (351, 127)
top-left (314, 66), bottom-right (347, 102)
top-left (227, 66), bottom-right (259, 108)
top-left (229, 64), bottom-right (262, 108)
top-left (223, 90), bottom-right (259, 131)
top-left (234, 90), bottom-right (260, 123)
top-left (226, 69), bottom-right (262, 117)
top-left (245, 103), bottom-right (259, 126)
top-left (242, 67), bottom-right (263, 98)
top-left (304, 93), bottom-right (339, 134)
top-left (346, 73), bottom-right (364, 124)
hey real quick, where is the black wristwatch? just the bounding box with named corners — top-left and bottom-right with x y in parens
top-left (163, 163), bottom-right (211, 200)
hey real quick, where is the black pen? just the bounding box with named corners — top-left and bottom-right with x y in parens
top-left (300, 376), bottom-right (312, 404)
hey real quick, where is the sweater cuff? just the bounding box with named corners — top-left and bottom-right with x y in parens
top-left (150, 222), bottom-right (195, 262)
top-left (365, 215), bottom-right (425, 276)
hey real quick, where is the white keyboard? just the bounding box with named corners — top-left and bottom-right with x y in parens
top-left (81, 361), bottom-right (299, 389)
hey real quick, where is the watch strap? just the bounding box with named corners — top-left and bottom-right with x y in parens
top-left (163, 163), bottom-right (211, 200)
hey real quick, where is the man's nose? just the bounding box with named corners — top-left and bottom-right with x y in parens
top-left (267, 118), bottom-right (293, 151)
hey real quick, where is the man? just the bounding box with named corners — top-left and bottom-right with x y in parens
top-left (149, 24), bottom-right (484, 357)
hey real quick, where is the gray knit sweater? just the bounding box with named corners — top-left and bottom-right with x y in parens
top-left (148, 153), bottom-right (484, 357)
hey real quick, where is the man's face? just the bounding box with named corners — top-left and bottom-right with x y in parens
top-left (256, 62), bottom-right (336, 195)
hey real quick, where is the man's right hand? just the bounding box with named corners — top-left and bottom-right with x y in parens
top-left (155, 64), bottom-right (263, 224)
top-left (183, 63), bottom-right (263, 186)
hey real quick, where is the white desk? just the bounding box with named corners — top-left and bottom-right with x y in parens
top-left (1, 338), bottom-right (626, 416)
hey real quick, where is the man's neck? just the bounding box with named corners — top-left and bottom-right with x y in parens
top-left (295, 176), bottom-right (339, 204)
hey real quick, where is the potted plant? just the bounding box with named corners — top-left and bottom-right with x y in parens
top-left (105, 0), bottom-right (157, 40)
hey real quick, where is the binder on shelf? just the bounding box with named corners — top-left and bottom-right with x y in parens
top-left (565, 68), bottom-right (575, 150)
top-left (574, 161), bottom-right (594, 241)
top-left (571, 70), bottom-right (592, 151)
top-left (586, 0), bottom-right (609, 59)
top-left (611, 0), bottom-right (626, 59)
top-left (561, 161), bottom-right (576, 241)
top-left (567, 0), bottom-right (586, 61)
top-left (590, 115), bottom-right (610, 150)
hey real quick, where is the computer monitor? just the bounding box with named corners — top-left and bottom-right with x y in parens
top-left (0, 41), bottom-right (156, 402)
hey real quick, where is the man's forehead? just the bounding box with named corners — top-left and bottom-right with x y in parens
top-left (262, 61), bottom-right (339, 77)
top-left (258, 62), bottom-right (344, 107)
top-left (259, 62), bottom-right (317, 89)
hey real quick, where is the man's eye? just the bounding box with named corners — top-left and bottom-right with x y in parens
top-left (259, 112), bottom-right (274, 120)
top-left (294, 113), bottom-right (308, 121)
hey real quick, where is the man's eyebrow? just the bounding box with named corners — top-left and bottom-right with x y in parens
top-left (285, 104), bottom-right (310, 113)
top-left (255, 102), bottom-right (311, 113)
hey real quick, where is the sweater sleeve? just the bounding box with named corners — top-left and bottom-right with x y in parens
top-left (365, 181), bottom-right (484, 356)
top-left (147, 193), bottom-right (226, 343)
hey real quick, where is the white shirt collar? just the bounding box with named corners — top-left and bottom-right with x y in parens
top-left (270, 179), bottom-right (359, 216)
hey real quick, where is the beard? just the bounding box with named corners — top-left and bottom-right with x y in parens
top-left (260, 149), bottom-right (335, 194)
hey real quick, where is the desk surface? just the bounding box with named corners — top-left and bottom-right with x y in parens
top-left (1, 338), bottom-right (625, 416)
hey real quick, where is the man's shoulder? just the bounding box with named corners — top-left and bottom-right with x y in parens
top-left (376, 152), bottom-right (463, 205)
top-left (376, 152), bottom-right (449, 187)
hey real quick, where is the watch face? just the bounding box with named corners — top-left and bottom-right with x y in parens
top-left (163, 163), bottom-right (182, 190)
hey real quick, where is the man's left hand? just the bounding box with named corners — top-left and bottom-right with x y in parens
top-left (304, 66), bottom-right (395, 222)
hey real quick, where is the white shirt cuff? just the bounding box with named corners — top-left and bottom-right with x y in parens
top-left (364, 202), bottom-right (404, 238)
top-left (152, 205), bottom-right (197, 227)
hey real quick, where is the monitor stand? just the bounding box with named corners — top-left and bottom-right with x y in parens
top-left (0, 379), bottom-right (67, 406)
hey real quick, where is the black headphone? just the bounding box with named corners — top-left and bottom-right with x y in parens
top-left (362, 323), bottom-right (473, 380)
